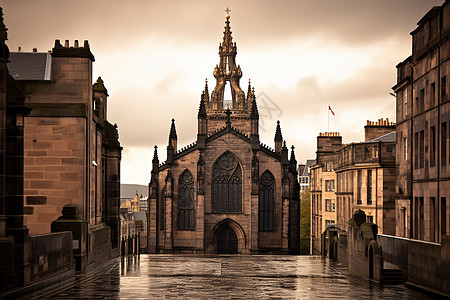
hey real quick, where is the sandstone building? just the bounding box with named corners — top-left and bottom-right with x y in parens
top-left (310, 120), bottom-right (396, 255)
top-left (148, 14), bottom-right (300, 254)
top-left (392, 0), bottom-right (450, 242)
top-left (7, 39), bottom-right (122, 269)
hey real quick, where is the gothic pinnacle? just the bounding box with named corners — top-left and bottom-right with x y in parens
top-left (152, 145), bottom-right (159, 161)
top-left (169, 118), bottom-right (177, 140)
top-left (198, 95), bottom-right (207, 118)
top-left (275, 120), bottom-right (283, 142)
top-left (250, 98), bottom-right (259, 119)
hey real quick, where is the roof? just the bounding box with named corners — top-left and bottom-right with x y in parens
top-left (370, 131), bottom-right (396, 142)
top-left (8, 52), bottom-right (52, 80)
top-left (132, 211), bottom-right (147, 220)
top-left (299, 159), bottom-right (315, 176)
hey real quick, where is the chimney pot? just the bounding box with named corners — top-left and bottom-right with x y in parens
top-left (83, 40), bottom-right (90, 49)
top-left (65, 40), bottom-right (69, 47)
top-left (74, 40), bottom-right (79, 48)
top-left (54, 39), bottom-right (62, 48)
top-left (32, 48), bottom-right (37, 52)
top-left (18, 46), bottom-right (21, 52)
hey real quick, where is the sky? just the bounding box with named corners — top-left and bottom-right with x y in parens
top-left (2, 0), bottom-right (443, 185)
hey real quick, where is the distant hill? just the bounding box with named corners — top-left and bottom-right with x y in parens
top-left (121, 184), bottom-right (148, 199)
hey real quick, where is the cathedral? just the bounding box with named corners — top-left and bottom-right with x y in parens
top-left (148, 13), bottom-right (300, 254)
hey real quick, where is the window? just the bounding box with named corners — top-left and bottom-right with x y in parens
top-left (325, 199), bottom-right (331, 212)
top-left (414, 132), bottom-right (419, 169)
top-left (367, 170), bottom-right (372, 205)
top-left (367, 216), bottom-right (374, 223)
top-left (404, 88), bottom-right (408, 116)
top-left (431, 82), bottom-right (436, 107)
top-left (331, 199), bottom-right (335, 212)
top-left (325, 180), bottom-right (335, 191)
top-left (325, 220), bottom-right (335, 228)
top-left (441, 197), bottom-right (447, 236)
top-left (159, 187), bottom-right (166, 230)
top-left (404, 137), bottom-right (408, 161)
top-left (419, 88), bottom-right (425, 113)
top-left (442, 122), bottom-right (447, 166)
top-left (357, 170), bottom-right (362, 205)
top-left (178, 170), bottom-right (195, 230)
top-left (259, 170), bottom-right (275, 231)
top-left (212, 152), bottom-right (242, 213)
top-left (326, 161), bottom-right (333, 171)
top-left (420, 130), bottom-right (424, 169)
top-left (431, 126), bottom-right (436, 167)
top-left (442, 76), bottom-right (447, 103)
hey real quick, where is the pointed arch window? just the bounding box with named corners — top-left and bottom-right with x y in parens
top-left (213, 152), bottom-right (242, 213)
top-left (159, 187), bottom-right (166, 230)
top-left (259, 170), bottom-right (274, 231)
top-left (178, 170), bottom-right (195, 230)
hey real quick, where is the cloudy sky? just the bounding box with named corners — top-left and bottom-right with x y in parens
top-left (2, 0), bottom-right (442, 185)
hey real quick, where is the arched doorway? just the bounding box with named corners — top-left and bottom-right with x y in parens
top-left (217, 226), bottom-right (238, 254)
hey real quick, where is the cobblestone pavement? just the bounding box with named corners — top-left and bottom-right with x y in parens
top-left (22, 254), bottom-right (434, 299)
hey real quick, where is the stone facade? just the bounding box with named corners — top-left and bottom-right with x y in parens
top-left (148, 14), bottom-right (300, 255)
top-left (310, 120), bottom-right (396, 255)
top-left (8, 39), bottom-right (122, 270)
top-left (392, 0), bottom-right (450, 242)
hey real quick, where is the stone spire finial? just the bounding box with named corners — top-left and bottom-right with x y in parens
top-left (198, 95), bottom-right (207, 118)
top-left (290, 145), bottom-right (296, 162)
top-left (169, 118), bottom-right (177, 140)
top-left (250, 98), bottom-right (259, 119)
top-left (152, 145), bottom-right (159, 161)
top-left (275, 120), bottom-right (283, 142)
top-left (93, 76), bottom-right (108, 95)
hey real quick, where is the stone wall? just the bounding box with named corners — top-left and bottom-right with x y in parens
top-left (24, 117), bottom-right (86, 235)
top-left (29, 231), bottom-right (72, 284)
top-left (378, 233), bottom-right (450, 295)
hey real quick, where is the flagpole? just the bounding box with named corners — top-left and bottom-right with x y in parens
top-left (327, 104), bottom-right (329, 132)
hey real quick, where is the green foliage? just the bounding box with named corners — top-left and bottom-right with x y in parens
top-left (300, 189), bottom-right (311, 254)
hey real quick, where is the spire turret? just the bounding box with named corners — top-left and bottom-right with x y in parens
top-left (250, 98), bottom-right (259, 119)
top-left (168, 118), bottom-right (177, 153)
top-left (152, 145), bottom-right (159, 173)
top-left (290, 145), bottom-right (298, 175)
top-left (274, 120), bottom-right (283, 153)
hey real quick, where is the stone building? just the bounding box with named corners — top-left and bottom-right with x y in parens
top-left (298, 159), bottom-right (315, 193)
top-left (310, 119), bottom-right (396, 255)
top-left (392, 0), bottom-right (450, 242)
top-left (310, 132), bottom-right (340, 254)
top-left (7, 39), bottom-right (122, 269)
top-left (148, 14), bottom-right (300, 254)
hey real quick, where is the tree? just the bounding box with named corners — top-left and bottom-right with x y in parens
top-left (299, 189), bottom-right (311, 254)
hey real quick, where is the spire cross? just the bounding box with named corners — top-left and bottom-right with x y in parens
top-left (225, 7), bottom-right (231, 15)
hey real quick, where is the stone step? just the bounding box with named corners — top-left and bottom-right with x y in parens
top-left (383, 269), bottom-right (404, 285)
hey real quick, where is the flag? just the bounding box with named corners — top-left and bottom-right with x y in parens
top-left (328, 105), bottom-right (335, 116)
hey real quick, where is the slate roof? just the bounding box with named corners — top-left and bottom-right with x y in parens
top-left (299, 159), bottom-right (315, 176)
top-left (132, 211), bottom-right (147, 221)
top-left (7, 52), bottom-right (52, 81)
top-left (370, 131), bottom-right (396, 142)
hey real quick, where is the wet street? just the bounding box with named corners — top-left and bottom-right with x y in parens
top-left (23, 254), bottom-right (432, 299)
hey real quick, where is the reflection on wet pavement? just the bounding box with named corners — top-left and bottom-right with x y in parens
top-left (23, 254), bottom-right (433, 299)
